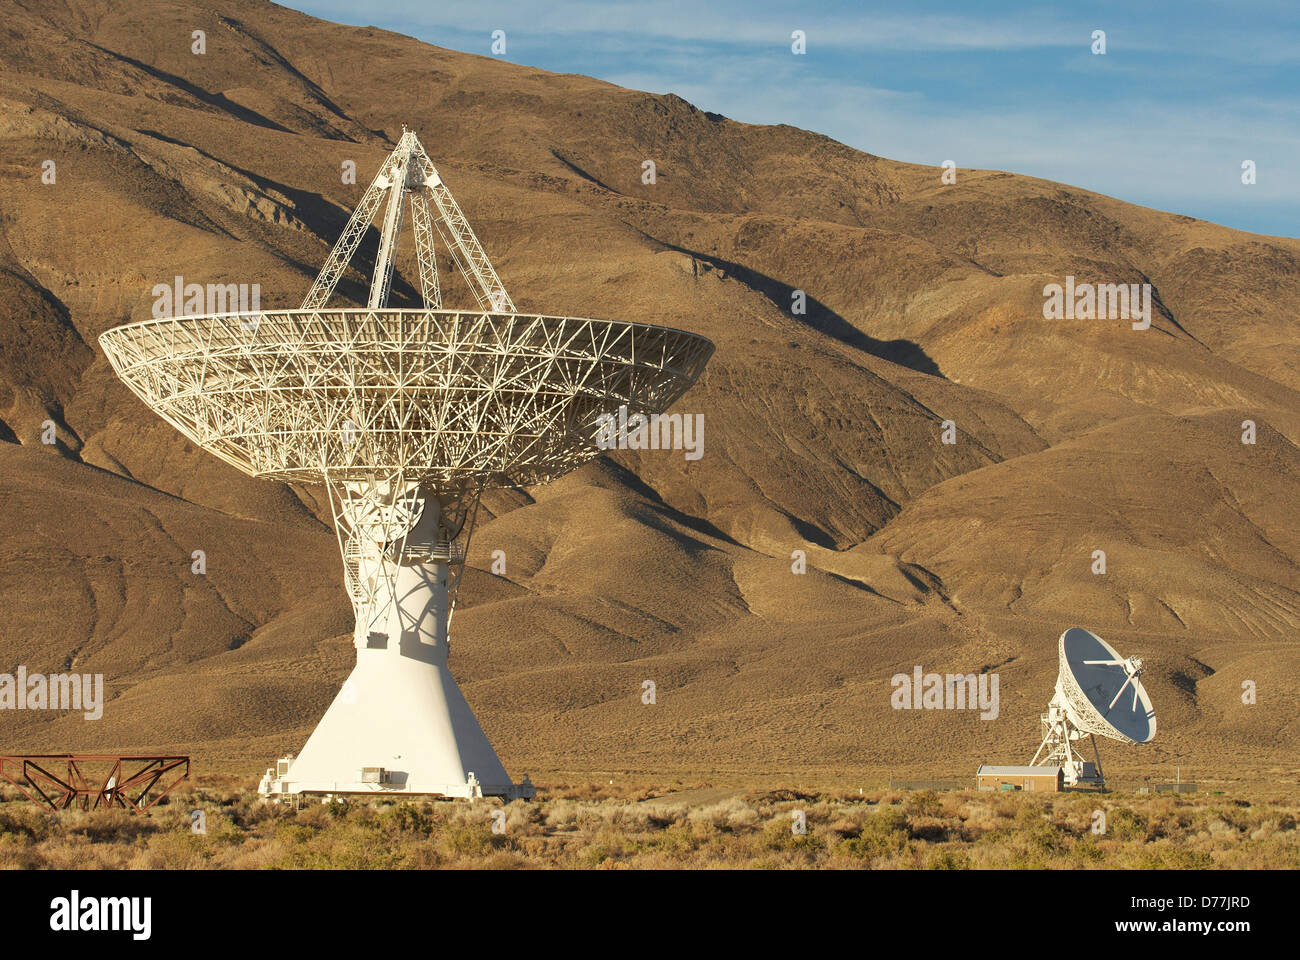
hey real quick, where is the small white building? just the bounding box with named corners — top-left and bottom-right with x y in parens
top-left (977, 765), bottom-right (1063, 792)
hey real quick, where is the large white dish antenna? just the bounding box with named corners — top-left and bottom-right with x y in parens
top-left (1029, 627), bottom-right (1157, 788)
top-left (1059, 626), bottom-right (1156, 744)
top-left (99, 129), bottom-right (713, 801)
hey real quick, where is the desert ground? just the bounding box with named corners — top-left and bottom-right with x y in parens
top-left (0, 0), bottom-right (1297, 828)
top-left (2, 775), bottom-right (1296, 870)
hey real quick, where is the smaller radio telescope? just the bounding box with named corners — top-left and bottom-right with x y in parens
top-left (1029, 627), bottom-right (1156, 789)
top-left (99, 128), bottom-right (713, 801)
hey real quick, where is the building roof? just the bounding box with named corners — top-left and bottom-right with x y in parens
top-left (977, 765), bottom-right (1062, 776)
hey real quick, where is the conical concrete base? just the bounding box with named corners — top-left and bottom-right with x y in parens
top-left (262, 647), bottom-right (531, 800)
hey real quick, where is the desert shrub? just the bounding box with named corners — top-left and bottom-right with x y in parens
top-left (1199, 805), bottom-right (1255, 833)
top-left (1106, 806), bottom-right (1148, 842)
top-left (396, 843), bottom-right (444, 869)
top-left (0, 844), bottom-right (46, 868)
top-left (205, 813), bottom-right (246, 846)
top-left (0, 804), bottom-right (54, 842)
top-left (1213, 836), bottom-right (1300, 869)
top-left (0, 776), bottom-right (1293, 870)
top-left (1126, 842), bottom-right (1214, 870)
top-left (542, 799), bottom-right (579, 830)
top-left (1069, 835), bottom-right (1106, 864)
top-left (224, 796), bottom-right (284, 828)
top-left (991, 795), bottom-right (1021, 819)
top-left (579, 828), bottom-right (629, 867)
top-left (974, 804), bottom-right (1068, 868)
top-left (382, 801), bottom-right (435, 836)
top-left (279, 822), bottom-right (403, 869)
top-left (440, 820), bottom-right (507, 857)
top-left (477, 850), bottom-right (528, 869)
top-left (1021, 818), bottom-right (1069, 857)
top-left (66, 809), bottom-right (154, 843)
top-left (633, 822), bottom-right (706, 857)
top-left (139, 831), bottom-right (211, 868)
top-left (602, 805), bottom-right (654, 833)
top-left (346, 803), bottom-right (380, 828)
top-left (926, 847), bottom-right (970, 869)
top-left (1013, 799), bottom-right (1051, 824)
top-left (1156, 847), bottom-right (1214, 869)
top-left (504, 800), bottom-right (544, 835)
top-left (326, 797), bottom-right (349, 818)
top-left (291, 803), bottom-right (332, 830)
top-left (972, 810), bottom-right (1017, 845)
top-left (938, 792), bottom-right (970, 819)
top-left (687, 797), bottom-right (757, 832)
top-left (908, 815), bottom-right (953, 843)
top-left (754, 813), bottom-right (826, 855)
top-left (905, 790), bottom-right (942, 818)
top-left (274, 821), bottom-right (317, 846)
top-left (838, 807), bottom-right (909, 860)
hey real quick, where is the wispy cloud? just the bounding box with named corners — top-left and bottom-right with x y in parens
top-left (302, 0), bottom-right (1086, 51)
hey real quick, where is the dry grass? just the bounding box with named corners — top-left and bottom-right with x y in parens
top-left (1, 779), bottom-right (1295, 869)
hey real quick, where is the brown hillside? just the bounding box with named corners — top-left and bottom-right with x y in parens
top-left (0, 0), bottom-right (1296, 784)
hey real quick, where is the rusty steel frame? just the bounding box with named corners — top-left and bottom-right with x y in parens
top-left (0, 754), bottom-right (190, 813)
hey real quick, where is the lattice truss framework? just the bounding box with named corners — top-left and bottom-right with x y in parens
top-left (99, 130), bottom-right (714, 636)
top-left (99, 309), bottom-right (712, 488)
top-left (301, 127), bottom-right (514, 314)
top-left (325, 475), bottom-right (481, 638)
top-left (0, 755), bottom-right (190, 813)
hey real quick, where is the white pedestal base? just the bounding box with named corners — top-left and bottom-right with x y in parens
top-left (258, 489), bottom-right (534, 802)
top-left (257, 649), bottom-right (534, 800)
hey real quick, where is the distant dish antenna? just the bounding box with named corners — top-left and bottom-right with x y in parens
top-left (1029, 627), bottom-right (1156, 789)
top-left (99, 129), bottom-right (714, 801)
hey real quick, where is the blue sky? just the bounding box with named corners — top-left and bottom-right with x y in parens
top-left (288, 1), bottom-right (1299, 238)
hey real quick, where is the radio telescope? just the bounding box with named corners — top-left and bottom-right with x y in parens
top-left (99, 128), bottom-right (713, 801)
top-left (1029, 627), bottom-right (1156, 788)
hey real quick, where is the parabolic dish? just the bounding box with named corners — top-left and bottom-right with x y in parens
top-left (1057, 627), bottom-right (1156, 744)
top-left (99, 309), bottom-right (714, 488)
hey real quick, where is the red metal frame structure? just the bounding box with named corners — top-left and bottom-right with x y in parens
top-left (0, 755), bottom-right (190, 813)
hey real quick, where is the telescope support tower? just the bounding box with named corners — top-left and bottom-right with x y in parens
top-left (99, 127), bottom-right (714, 805)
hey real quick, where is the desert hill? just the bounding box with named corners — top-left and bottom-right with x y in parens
top-left (0, 0), bottom-right (1296, 784)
